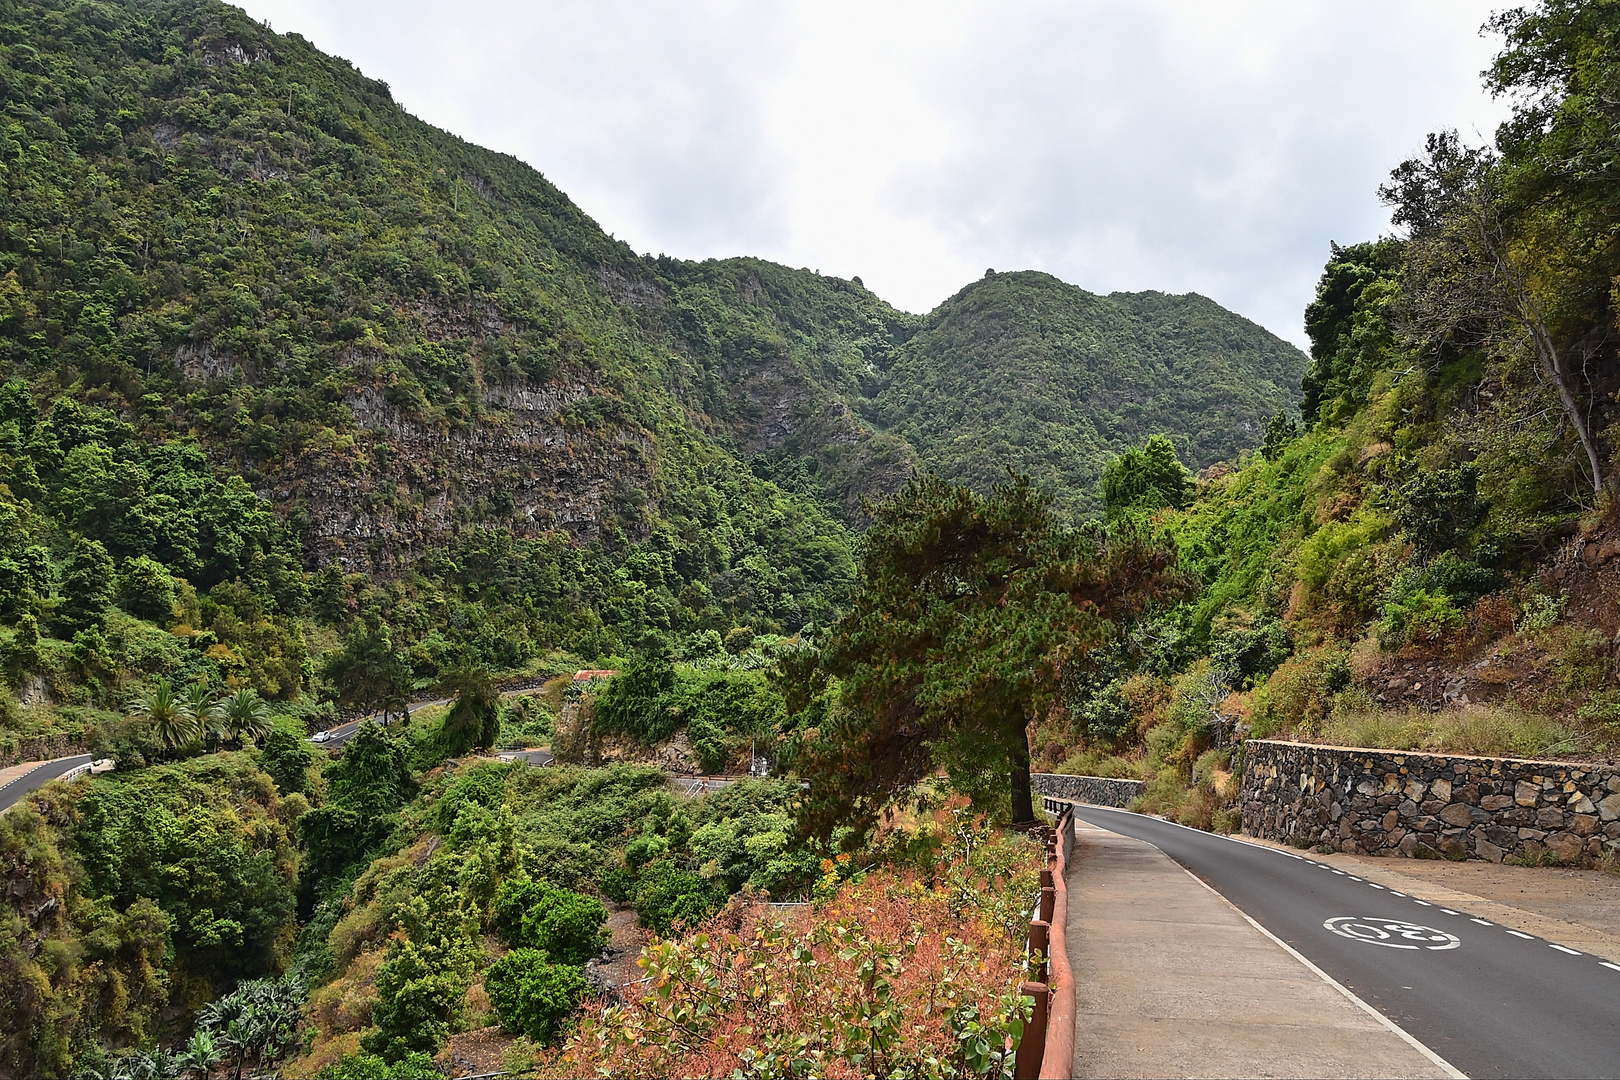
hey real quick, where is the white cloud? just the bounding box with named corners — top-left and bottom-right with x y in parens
top-left (237, 0), bottom-right (1508, 346)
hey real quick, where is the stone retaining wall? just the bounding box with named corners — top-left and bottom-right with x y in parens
top-left (1032, 772), bottom-right (1145, 809)
top-left (1241, 739), bottom-right (1620, 866)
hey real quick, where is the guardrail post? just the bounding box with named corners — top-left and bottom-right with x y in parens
top-left (1015, 980), bottom-right (1050, 1080)
top-left (1028, 919), bottom-right (1050, 982)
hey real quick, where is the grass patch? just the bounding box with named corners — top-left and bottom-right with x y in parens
top-left (1314, 702), bottom-right (1585, 759)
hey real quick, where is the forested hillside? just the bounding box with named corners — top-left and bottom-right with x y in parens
top-left (865, 271), bottom-right (1307, 516)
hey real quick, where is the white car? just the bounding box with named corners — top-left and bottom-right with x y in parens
top-left (311, 730), bottom-right (332, 743)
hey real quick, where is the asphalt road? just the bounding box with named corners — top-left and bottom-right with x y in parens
top-left (1067, 803), bottom-right (1620, 1079)
top-left (310, 698), bottom-right (451, 747)
top-left (0, 754), bottom-right (93, 812)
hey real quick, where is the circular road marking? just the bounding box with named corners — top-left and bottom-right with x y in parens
top-left (1323, 917), bottom-right (1461, 951)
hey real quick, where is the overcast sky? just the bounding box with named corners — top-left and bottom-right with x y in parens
top-left (236, 0), bottom-right (1509, 348)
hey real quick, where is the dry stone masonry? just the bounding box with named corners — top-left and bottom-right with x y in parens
top-left (1241, 739), bottom-right (1620, 866)
top-left (1031, 773), bottom-right (1145, 809)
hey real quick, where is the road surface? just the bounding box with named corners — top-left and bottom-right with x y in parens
top-left (309, 697), bottom-right (451, 747)
top-left (0, 754), bottom-right (93, 812)
top-left (1066, 802), bottom-right (1620, 1079)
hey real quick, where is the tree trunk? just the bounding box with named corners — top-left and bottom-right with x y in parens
top-left (1009, 722), bottom-right (1035, 824)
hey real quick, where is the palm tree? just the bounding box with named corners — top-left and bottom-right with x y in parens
top-left (219, 689), bottom-right (272, 746)
top-left (129, 679), bottom-right (197, 750)
top-left (182, 682), bottom-right (224, 746)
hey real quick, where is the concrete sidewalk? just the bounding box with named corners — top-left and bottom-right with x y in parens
top-left (1066, 818), bottom-right (1452, 1079)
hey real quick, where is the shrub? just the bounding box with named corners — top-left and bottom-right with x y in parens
top-left (1247, 645), bottom-right (1352, 739)
top-left (484, 948), bottom-right (588, 1046)
top-left (492, 877), bottom-right (608, 966)
top-left (632, 859), bottom-right (723, 936)
top-left (315, 1051), bottom-right (443, 1079)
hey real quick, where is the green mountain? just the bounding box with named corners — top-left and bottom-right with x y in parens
top-left (864, 271), bottom-right (1306, 516)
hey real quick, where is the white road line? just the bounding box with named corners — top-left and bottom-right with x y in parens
top-left (1369, 883), bottom-right (1385, 890)
top-left (1390, 891), bottom-right (1406, 897)
top-left (1175, 865), bottom-right (1467, 1080)
top-left (1507, 931), bottom-right (1534, 940)
top-left (1332, 870), bottom-right (1346, 875)
top-left (1348, 875), bottom-right (1362, 881)
top-left (1440, 909), bottom-right (1459, 915)
top-left (1470, 919), bottom-right (1492, 926)
top-left (1414, 900), bottom-right (1432, 906)
top-left (1550, 944), bottom-right (1581, 956)
top-left (1601, 962), bottom-right (1620, 973)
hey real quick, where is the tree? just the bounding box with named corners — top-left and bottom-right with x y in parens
top-left (181, 682), bottom-right (224, 746)
top-left (439, 664), bottom-right (500, 757)
top-left (322, 618), bottom-right (413, 724)
top-left (1383, 129), bottom-right (1607, 495)
top-left (219, 689), bottom-right (272, 746)
top-left (116, 556), bottom-right (176, 624)
top-left (130, 679), bottom-right (197, 749)
top-left (787, 474), bottom-right (1186, 834)
top-left (1100, 435), bottom-right (1195, 517)
top-left (56, 536), bottom-right (115, 634)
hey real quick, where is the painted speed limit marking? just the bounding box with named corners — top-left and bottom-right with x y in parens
top-left (1323, 917), bottom-right (1461, 950)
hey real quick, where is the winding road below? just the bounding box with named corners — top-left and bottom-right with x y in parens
top-left (0, 754), bottom-right (93, 813)
top-left (1069, 803), bottom-right (1620, 1079)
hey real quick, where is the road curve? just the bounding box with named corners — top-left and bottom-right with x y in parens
top-left (0, 754), bottom-right (94, 812)
top-left (1066, 803), bottom-right (1620, 1080)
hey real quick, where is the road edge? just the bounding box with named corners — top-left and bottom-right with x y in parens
top-left (1176, 863), bottom-right (1468, 1080)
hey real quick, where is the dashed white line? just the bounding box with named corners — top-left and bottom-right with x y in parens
top-left (1470, 918), bottom-right (1493, 926)
top-left (1440, 909), bottom-right (1459, 915)
top-left (1332, 870), bottom-right (1346, 876)
top-left (1348, 875), bottom-right (1362, 881)
top-left (1550, 944), bottom-right (1581, 956)
top-left (1507, 930), bottom-right (1534, 939)
top-left (1368, 883), bottom-right (1385, 890)
top-left (1390, 891), bottom-right (1406, 897)
top-left (1601, 962), bottom-right (1620, 973)
top-left (1414, 900), bottom-right (1432, 906)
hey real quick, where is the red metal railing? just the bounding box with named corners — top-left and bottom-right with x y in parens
top-left (1014, 798), bottom-right (1076, 1079)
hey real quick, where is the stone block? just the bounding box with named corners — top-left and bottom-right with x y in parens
top-left (1518, 827), bottom-right (1547, 841)
top-left (1476, 838), bottom-right (1504, 863)
top-left (1398, 832), bottom-right (1419, 856)
top-left (1569, 793), bottom-right (1596, 815)
top-left (1409, 816), bottom-right (1442, 832)
top-left (1431, 778), bottom-right (1453, 803)
top-left (1571, 814), bottom-right (1598, 837)
top-left (1381, 810), bottom-right (1399, 831)
top-left (1606, 821), bottom-right (1620, 840)
top-left (1439, 837), bottom-right (1468, 859)
top-left (1397, 798), bottom-right (1419, 817)
top-left (1516, 780), bottom-right (1540, 807)
top-left (1404, 778), bottom-right (1427, 802)
top-left (1547, 833), bottom-right (1585, 862)
top-left (1485, 826), bottom-right (1518, 847)
top-left (1536, 807), bottom-right (1567, 829)
top-left (1480, 794), bottom-right (1515, 811)
top-left (1607, 776), bottom-right (1620, 794)
top-left (1439, 802), bottom-right (1478, 827)
top-left (1597, 792), bottom-right (1620, 822)
top-left (1386, 827), bottom-right (1405, 846)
